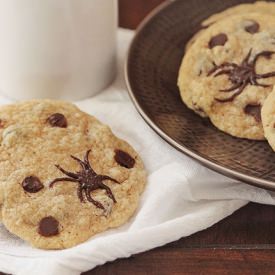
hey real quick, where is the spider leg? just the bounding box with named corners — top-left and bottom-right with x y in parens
top-left (252, 72), bottom-right (275, 87)
top-left (215, 83), bottom-right (246, 102)
top-left (85, 189), bottom-right (105, 210)
top-left (207, 65), bottom-right (219, 76)
top-left (83, 150), bottom-right (96, 174)
top-left (84, 150), bottom-right (91, 165)
top-left (213, 69), bottom-right (233, 77)
top-left (84, 149), bottom-right (96, 175)
top-left (84, 149), bottom-right (94, 172)
top-left (253, 51), bottom-right (275, 66)
top-left (70, 150), bottom-right (96, 174)
top-left (49, 177), bottom-right (78, 188)
top-left (55, 165), bottom-right (78, 179)
top-left (219, 82), bottom-right (243, 92)
top-left (97, 175), bottom-right (120, 184)
top-left (78, 185), bottom-right (85, 202)
top-left (207, 63), bottom-right (238, 76)
top-left (98, 183), bottom-right (117, 203)
top-left (222, 62), bottom-right (239, 68)
top-left (70, 155), bottom-right (87, 170)
top-left (255, 71), bottom-right (275, 79)
top-left (231, 82), bottom-right (246, 98)
top-left (242, 48), bottom-right (252, 66)
top-left (252, 79), bottom-right (271, 88)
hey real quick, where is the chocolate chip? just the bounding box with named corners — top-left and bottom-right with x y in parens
top-left (208, 33), bottom-right (228, 49)
top-left (22, 176), bottom-right (44, 193)
top-left (0, 119), bottom-right (5, 128)
top-left (114, 150), bottom-right (135, 169)
top-left (38, 216), bottom-right (59, 237)
top-left (245, 21), bottom-right (259, 34)
top-left (47, 113), bottom-right (67, 128)
top-left (244, 104), bottom-right (261, 122)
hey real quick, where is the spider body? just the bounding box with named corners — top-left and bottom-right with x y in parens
top-left (49, 150), bottom-right (119, 210)
top-left (208, 49), bottom-right (275, 102)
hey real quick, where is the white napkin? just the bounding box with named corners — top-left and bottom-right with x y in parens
top-left (0, 29), bottom-right (275, 275)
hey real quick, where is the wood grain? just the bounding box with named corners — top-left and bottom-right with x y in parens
top-left (83, 203), bottom-right (275, 274)
top-left (88, 250), bottom-right (275, 275)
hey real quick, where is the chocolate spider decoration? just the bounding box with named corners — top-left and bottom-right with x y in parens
top-left (49, 150), bottom-right (119, 210)
top-left (208, 49), bottom-right (275, 102)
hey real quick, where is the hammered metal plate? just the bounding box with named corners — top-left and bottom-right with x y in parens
top-left (125, 0), bottom-right (275, 190)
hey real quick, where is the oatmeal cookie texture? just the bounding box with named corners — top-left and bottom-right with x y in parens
top-left (178, 13), bottom-right (275, 140)
top-left (185, 1), bottom-right (275, 51)
top-left (0, 100), bottom-right (146, 249)
top-left (262, 87), bottom-right (275, 151)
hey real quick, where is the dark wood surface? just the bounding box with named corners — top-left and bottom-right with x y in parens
top-left (85, 0), bottom-right (275, 274)
top-left (86, 203), bottom-right (275, 275)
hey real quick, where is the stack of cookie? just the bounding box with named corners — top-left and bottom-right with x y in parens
top-left (0, 100), bottom-right (146, 249)
top-left (178, 1), bottom-right (275, 147)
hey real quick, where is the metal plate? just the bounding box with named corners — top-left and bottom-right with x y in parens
top-left (125, 0), bottom-right (275, 190)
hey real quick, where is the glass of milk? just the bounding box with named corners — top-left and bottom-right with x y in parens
top-left (0, 0), bottom-right (117, 100)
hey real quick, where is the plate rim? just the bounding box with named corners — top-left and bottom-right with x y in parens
top-left (124, 0), bottom-right (275, 190)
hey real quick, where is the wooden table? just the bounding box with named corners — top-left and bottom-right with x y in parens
top-left (85, 1), bottom-right (275, 274)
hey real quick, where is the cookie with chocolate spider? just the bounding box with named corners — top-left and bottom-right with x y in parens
top-left (178, 13), bottom-right (275, 139)
top-left (0, 100), bottom-right (146, 249)
top-left (261, 87), bottom-right (275, 151)
top-left (186, 1), bottom-right (275, 51)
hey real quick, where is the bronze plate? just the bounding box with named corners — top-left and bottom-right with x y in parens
top-left (125, 0), bottom-right (275, 190)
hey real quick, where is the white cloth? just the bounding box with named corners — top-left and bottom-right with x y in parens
top-left (0, 29), bottom-right (275, 275)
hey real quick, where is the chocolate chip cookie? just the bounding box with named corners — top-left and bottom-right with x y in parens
top-left (0, 100), bottom-right (146, 249)
top-left (186, 1), bottom-right (275, 51)
top-left (178, 13), bottom-right (275, 139)
top-left (261, 87), bottom-right (275, 151)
